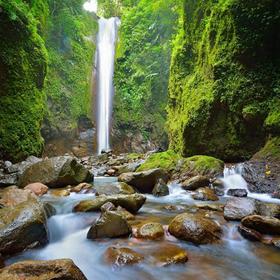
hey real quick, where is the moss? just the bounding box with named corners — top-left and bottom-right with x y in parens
top-left (182, 155), bottom-right (224, 176)
top-left (0, 0), bottom-right (48, 161)
top-left (253, 137), bottom-right (280, 161)
top-left (127, 153), bottom-right (143, 160)
top-left (167, 0), bottom-right (280, 161)
top-left (136, 150), bottom-right (181, 172)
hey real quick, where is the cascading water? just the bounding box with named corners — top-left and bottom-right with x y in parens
top-left (96, 17), bottom-right (120, 154)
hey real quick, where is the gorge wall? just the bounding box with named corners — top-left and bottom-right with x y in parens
top-left (167, 0), bottom-right (280, 162)
top-left (0, 0), bottom-right (97, 161)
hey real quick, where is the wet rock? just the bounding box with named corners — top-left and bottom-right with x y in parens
top-left (212, 179), bottom-right (225, 196)
top-left (227, 188), bottom-right (248, 197)
top-left (73, 194), bottom-right (146, 214)
top-left (104, 247), bottom-right (143, 267)
top-left (101, 202), bottom-right (116, 212)
top-left (94, 182), bottom-right (135, 196)
top-left (70, 182), bottom-right (92, 193)
top-left (192, 187), bottom-right (219, 201)
top-left (238, 225), bottom-right (262, 241)
top-left (114, 162), bottom-right (140, 176)
top-left (196, 204), bottom-right (224, 212)
top-left (18, 156), bottom-right (93, 188)
top-left (87, 211), bottom-right (132, 239)
top-left (24, 182), bottom-right (48, 196)
top-left (272, 239), bottom-right (280, 249)
top-left (150, 244), bottom-right (188, 266)
top-left (181, 175), bottom-right (210, 191)
top-left (0, 186), bottom-right (36, 207)
top-left (272, 191), bottom-right (280, 199)
top-left (152, 179), bottom-right (169, 197)
top-left (0, 254), bottom-right (4, 268)
top-left (0, 259), bottom-right (87, 280)
top-left (257, 202), bottom-right (280, 219)
top-left (0, 198), bottom-right (48, 255)
top-left (168, 213), bottom-right (222, 244)
top-left (51, 189), bottom-right (70, 197)
top-left (43, 202), bottom-right (56, 218)
top-left (6, 156), bottom-right (41, 175)
top-left (118, 168), bottom-right (169, 193)
top-left (224, 197), bottom-right (257, 221)
top-left (115, 206), bottom-right (135, 221)
top-left (241, 215), bottom-right (280, 235)
top-left (135, 222), bottom-right (164, 240)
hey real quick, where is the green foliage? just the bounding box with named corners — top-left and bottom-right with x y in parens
top-left (44, 0), bottom-right (97, 133)
top-left (0, 0), bottom-right (48, 161)
top-left (137, 150), bottom-right (181, 172)
top-left (253, 137), bottom-right (280, 161)
top-left (167, 0), bottom-right (280, 161)
top-left (112, 0), bottom-right (181, 147)
top-left (182, 155), bottom-right (224, 176)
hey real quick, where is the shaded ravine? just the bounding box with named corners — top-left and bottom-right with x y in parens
top-left (7, 175), bottom-right (280, 280)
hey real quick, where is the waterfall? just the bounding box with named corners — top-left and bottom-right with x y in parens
top-left (95, 17), bottom-right (120, 154)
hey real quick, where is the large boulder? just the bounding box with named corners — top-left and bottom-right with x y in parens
top-left (118, 168), bottom-right (169, 193)
top-left (224, 197), bottom-right (257, 221)
top-left (135, 222), bottom-right (164, 240)
top-left (87, 211), bottom-right (132, 239)
top-left (152, 179), bottom-right (169, 197)
top-left (192, 187), bottom-right (218, 201)
top-left (237, 225), bottom-right (262, 241)
top-left (18, 156), bottom-right (93, 188)
top-left (241, 215), bottom-right (280, 235)
top-left (0, 198), bottom-right (48, 255)
top-left (94, 182), bottom-right (135, 196)
top-left (73, 194), bottom-right (146, 214)
top-left (181, 175), bottom-right (210, 191)
top-left (257, 202), bottom-right (280, 219)
top-left (0, 259), bottom-right (87, 280)
top-left (104, 247), bottom-right (143, 267)
top-left (168, 213), bottom-right (222, 244)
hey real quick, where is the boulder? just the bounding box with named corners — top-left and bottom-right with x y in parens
top-left (150, 244), bottom-right (188, 266)
top-left (192, 187), bottom-right (219, 201)
top-left (241, 215), bottom-right (280, 235)
top-left (94, 182), bottom-right (135, 196)
top-left (0, 259), bottom-right (87, 280)
top-left (101, 202), bottom-right (116, 212)
top-left (212, 179), bottom-right (225, 196)
top-left (73, 194), bottom-right (146, 214)
top-left (0, 173), bottom-right (17, 188)
top-left (104, 247), bottom-right (143, 267)
top-left (152, 179), bottom-right (169, 197)
top-left (0, 198), bottom-right (48, 255)
top-left (24, 183), bottom-right (48, 196)
top-left (87, 211), bottom-right (132, 239)
top-left (50, 189), bottom-right (70, 197)
top-left (196, 204), bottom-right (224, 212)
top-left (181, 175), bottom-right (210, 191)
top-left (118, 168), bottom-right (169, 193)
top-left (227, 189), bottom-right (248, 197)
top-left (168, 213), bottom-right (222, 244)
top-left (18, 156), bottom-right (93, 188)
top-left (238, 225), bottom-right (262, 241)
top-left (115, 206), bottom-right (135, 221)
top-left (224, 197), bottom-right (257, 221)
top-left (135, 223), bottom-right (164, 240)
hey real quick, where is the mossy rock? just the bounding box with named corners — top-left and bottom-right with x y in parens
top-left (181, 155), bottom-right (224, 177)
top-left (136, 150), bottom-right (181, 172)
top-left (252, 137), bottom-right (280, 161)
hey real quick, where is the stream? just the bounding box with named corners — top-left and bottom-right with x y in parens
top-left (7, 174), bottom-right (280, 280)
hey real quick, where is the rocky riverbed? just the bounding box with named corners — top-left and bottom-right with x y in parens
top-left (0, 151), bottom-right (279, 279)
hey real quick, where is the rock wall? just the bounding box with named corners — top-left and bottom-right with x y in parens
top-left (167, 0), bottom-right (280, 161)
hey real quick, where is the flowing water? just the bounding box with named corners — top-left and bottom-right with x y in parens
top-left (96, 17), bottom-right (120, 154)
top-left (7, 174), bottom-right (280, 280)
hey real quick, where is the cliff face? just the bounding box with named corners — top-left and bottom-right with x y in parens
top-left (0, 0), bottom-right (97, 161)
top-left (0, 0), bottom-right (48, 161)
top-left (167, 0), bottom-right (280, 161)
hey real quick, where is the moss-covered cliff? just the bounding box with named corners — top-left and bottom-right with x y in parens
top-left (0, 0), bottom-right (48, 161)
top-left (167, 0), bottom-right (280, 161)
top-left (0, 0), bottom-right (97, 161)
